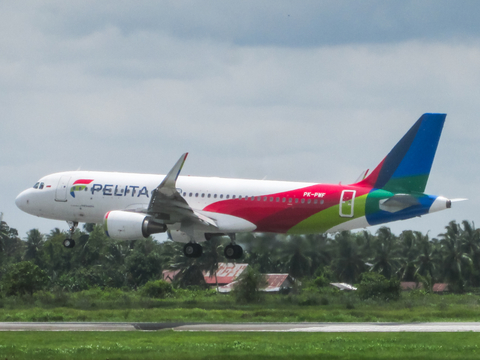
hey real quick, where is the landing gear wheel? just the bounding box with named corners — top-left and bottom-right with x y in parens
top-left (224, 244), bottom-right (243, 259)
top-left (184, 243), bottom-right (203, 258)
top-left (63, 239), bottom-right (75, 248)
top-left (233, 244), bottom-right (243, 258)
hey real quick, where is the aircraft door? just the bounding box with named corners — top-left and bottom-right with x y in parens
top-left (55, 175), bottom-right (71, 202)
top-left (339, 190), bottom-right (356, 217)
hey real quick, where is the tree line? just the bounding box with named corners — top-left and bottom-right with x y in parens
top-left (0, 219), bottom-right (479, 294)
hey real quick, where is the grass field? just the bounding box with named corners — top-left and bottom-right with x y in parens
top-left (1, 304), bottom-right (480, 323)
top-left (0, 331), bottom-right (479, 359)
top-left (1, 289), bottom-right (480, 323)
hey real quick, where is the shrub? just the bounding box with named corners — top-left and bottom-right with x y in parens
top-left (357, 272), bottom-right (401, 301)
top-left (232, 266), bottom-right (267, 303)
top-left (1, 261), bottom-right (48, 296)
top-left (140, 280), bottom-right (174, 299)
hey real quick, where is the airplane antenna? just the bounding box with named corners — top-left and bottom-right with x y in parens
top-left (0, 212), bottom-right (3, 223)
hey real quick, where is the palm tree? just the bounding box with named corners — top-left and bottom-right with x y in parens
top-left (199, 236), bottom-right (225, 291)
top-left (397, 230), bottom-right (420, 281)
top-left (459, 221), bottom-right (480, 287)
top-left (439, 221), bottom-right (473, 292)
top-left (415, 232), bottom-right (440, 282)
top-left (24, 229), bottom-right (45, 266)
top-left (278, 235), bottom-right (312, 279)
top-left (304, 233), bottom-right (332, 276)
top-left (331, 231), bottom-right (365, 284)
top-left (369, 227), bottom-right (401, 279)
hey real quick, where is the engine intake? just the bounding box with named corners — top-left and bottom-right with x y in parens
top-left (104, 210), bottom-right (166, 240)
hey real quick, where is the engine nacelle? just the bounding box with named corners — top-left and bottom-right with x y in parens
top-left (104, 210), bottom-right (167, 240)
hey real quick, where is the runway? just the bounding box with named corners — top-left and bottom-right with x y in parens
top-left (1, 322), bottom-right (480, 332)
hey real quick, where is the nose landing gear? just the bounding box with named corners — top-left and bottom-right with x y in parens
top-left (63, 221), bottom-right (78, 249)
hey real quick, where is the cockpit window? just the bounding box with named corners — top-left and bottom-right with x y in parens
top-left (33, 182), bottom-right (40, 189)
top-left (39, 182), bottom-right (45, 190)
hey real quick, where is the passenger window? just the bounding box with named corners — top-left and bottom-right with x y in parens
top-left (183, 192), bottom-right (186, 196)
top-left (264, 197), bottom-right (267, 201)
top-left (320, 199), bottom-right (324, 204)
top-left (195, 193), bottom-right (199, 197)
top-left (220, 194), bottom-right (223, 199)
top-left (276, 197), bottom-right (280, 202)
top-left (270, 197), bottom-right (274, 202)
top-left (201, 193), bottom-right (205, 198)
top-left (226, 195), bottom-right (230, 199)
top-left (307, 199), bottom-right (312, 204)
top-left (189, 193), bottom-right (192, 197)
top-left (232, 195), bottom-right (236, 199)
top-left (295, 198), bottom-right (299, 203)
top-left (314, 199), bottom-right (318, 204)
top-left (208, 194), bottom-right (211, 198)
top-left (251, 196), bottom-right (255, 201)
top-left (33, 182), bottom-right (40, 189)
top-left (301, 199), bottom-right (305, 204)
top-left (257, 197), bottom-right (261, 201)
top-left (282, 198), bottom-right (286, 203)
top-left (288, 198), bottom-right (292, 203)
top-left (214, 194), bottom-right (217, 198)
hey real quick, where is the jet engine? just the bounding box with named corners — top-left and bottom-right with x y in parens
top-left (104, 210), bottom-right (166, 240)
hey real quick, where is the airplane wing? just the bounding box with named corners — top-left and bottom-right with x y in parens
top-left (146, 153), bottom-right (218, 228)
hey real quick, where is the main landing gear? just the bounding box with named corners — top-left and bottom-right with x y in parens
top-left (63, 221), bottom-right (78, 249)
top-left (224, 234), bottom-right (243, 260)
top-left (182, 234), bottom-right (244, 260)
top-left (184, 243), bottom-right (203, 258)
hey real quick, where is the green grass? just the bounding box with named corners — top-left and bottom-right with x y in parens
top-left (0, 331), bottom-right (479, 359)
top-left (1, 304), bottom-right (480, 323)
top-left (1, 289), bottom-right (480, 322)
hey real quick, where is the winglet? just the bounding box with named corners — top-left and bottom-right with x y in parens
top-left (156, 153), bottom-right (188, 197)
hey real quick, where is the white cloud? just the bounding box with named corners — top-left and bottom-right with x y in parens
top-left (1, 1), bottom-right (479, 238)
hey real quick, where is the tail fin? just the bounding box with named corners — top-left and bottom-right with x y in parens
top-left (355, 113), bottom-right (446, 193)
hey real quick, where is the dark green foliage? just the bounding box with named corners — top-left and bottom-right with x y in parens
top-left (178, 264), bottom-right (207, 288)
top-left (140, 280), bottom-right (174, 298)
top-left (1, 218), bottom-right (480, 298)
top-left (233, 266), bottom-right (267, 303)
top-left (357, 272), bottom-right (401, 301)
top-left (1, 261), bottom-right (48, 295)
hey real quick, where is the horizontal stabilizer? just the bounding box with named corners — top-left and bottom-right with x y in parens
top-left (379, 194), bottom-right (420, 213)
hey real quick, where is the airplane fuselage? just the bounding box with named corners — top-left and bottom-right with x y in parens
top-left (15, 170), bottom-right (448, 236)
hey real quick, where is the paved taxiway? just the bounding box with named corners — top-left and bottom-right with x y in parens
top-left (1, 322), bottom-right (480, 332)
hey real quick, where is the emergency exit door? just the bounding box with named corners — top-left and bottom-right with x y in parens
top-left (339, 190), bottom-right (356, 217)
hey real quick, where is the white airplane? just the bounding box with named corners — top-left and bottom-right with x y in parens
top-left (16, 114), bottom-right (458, 259)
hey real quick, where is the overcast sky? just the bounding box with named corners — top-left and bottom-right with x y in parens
top-left (1, 1), bottom-right (479, 240)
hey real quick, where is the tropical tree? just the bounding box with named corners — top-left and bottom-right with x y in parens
top-left (199, 236), bottom-right (226, 290)
top-left (439, 221), bottom-right (473, 292)
top-left (331, 231), bottom-right (365, 284)
top-left (24, 229), bottom-right (45, 266)
top-left (414, 232), bottom-right (440, 282)
top-left (369, 227), bottom-right (401, 279)
top-left (279, 235), bottom-right (312, 279)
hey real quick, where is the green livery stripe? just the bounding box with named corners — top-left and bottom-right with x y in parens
top-left (365, 189), bottom-right (394, 214)
top-left (382, 174), bottom-right (429, 194)
top-left (287, 194), bottom-right (368, 234)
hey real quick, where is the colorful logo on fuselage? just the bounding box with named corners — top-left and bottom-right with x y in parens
top-left (70, 179), bottom-right (94, 198)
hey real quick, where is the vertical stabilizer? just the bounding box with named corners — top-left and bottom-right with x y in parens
top-left (355, 113), bottom-right (446, 193)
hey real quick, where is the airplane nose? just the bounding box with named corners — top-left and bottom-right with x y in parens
top-left (15, 190), bottom-right (30, 212)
